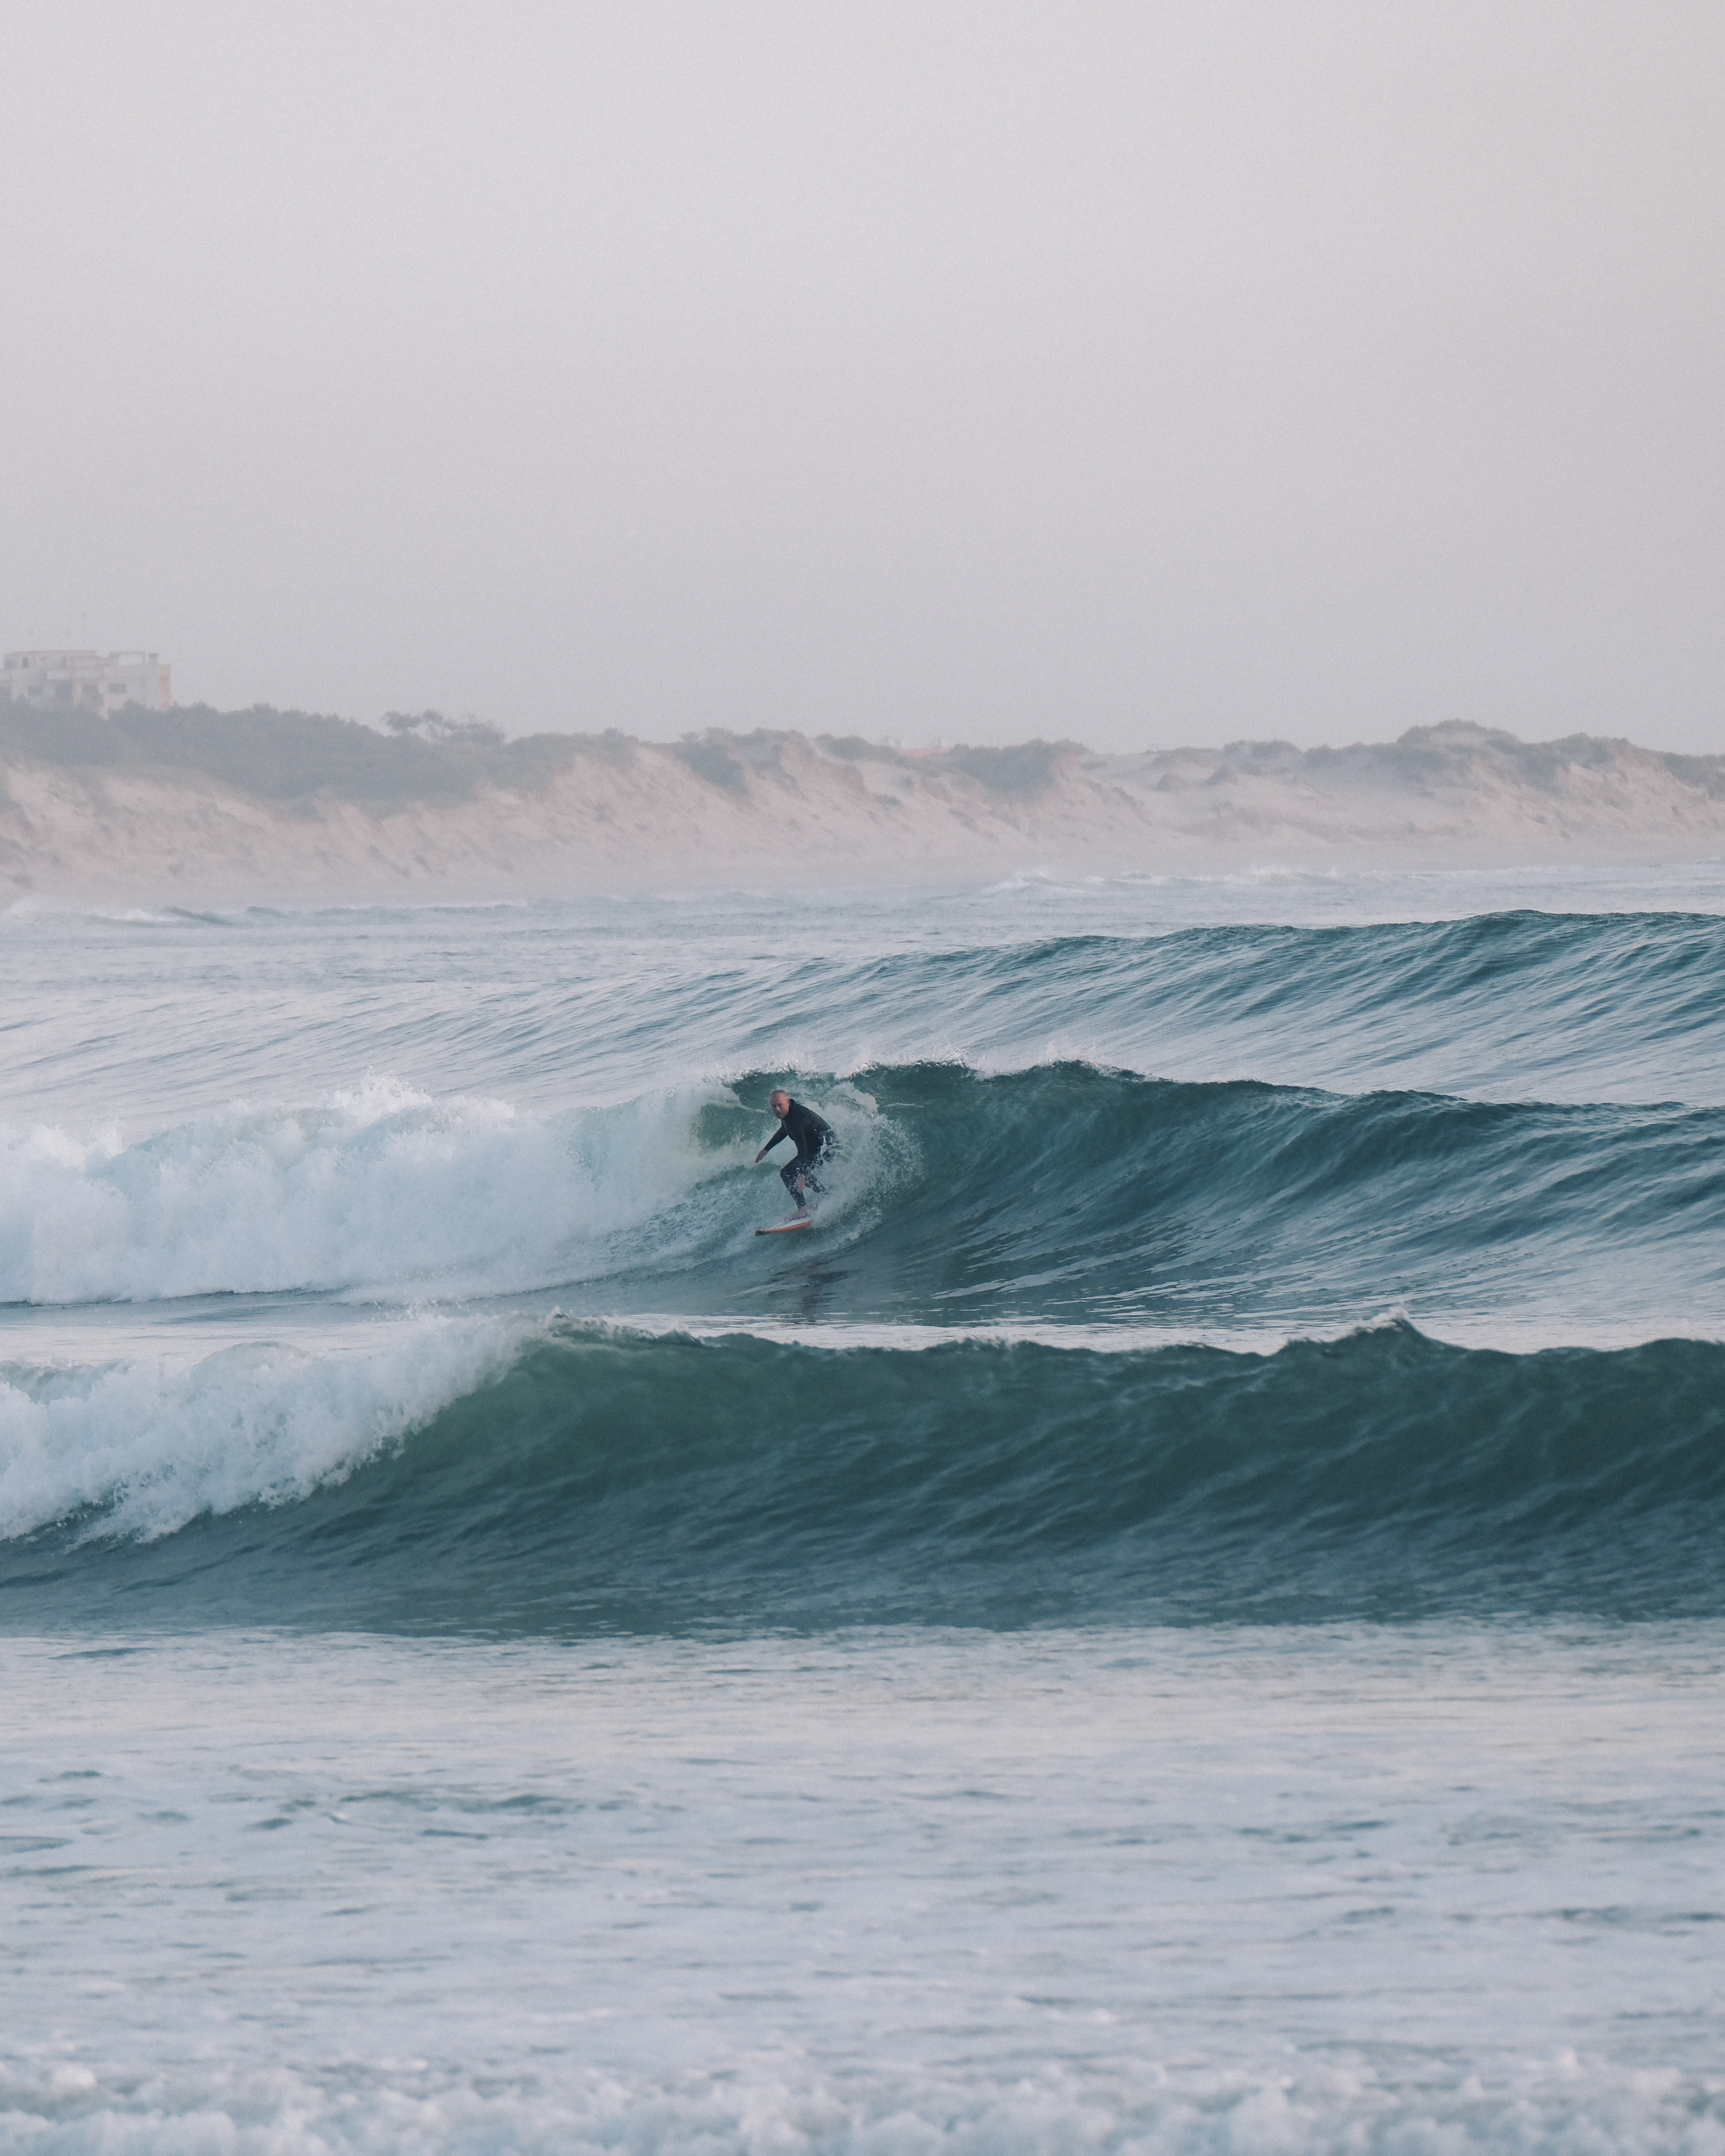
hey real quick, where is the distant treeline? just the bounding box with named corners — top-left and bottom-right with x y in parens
top-left (0, 700), bottom-right (1086, 811)
top-left (0, 703), bottom-right (608, 810)
top-left (13, 700), bottom-right (1708, 817)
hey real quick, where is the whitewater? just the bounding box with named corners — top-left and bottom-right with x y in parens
top-left (3, 861), bottom-right (1724, 2154)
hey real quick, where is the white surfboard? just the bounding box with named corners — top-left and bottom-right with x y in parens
top-left (756, 1216), bottom-right (815, 1236)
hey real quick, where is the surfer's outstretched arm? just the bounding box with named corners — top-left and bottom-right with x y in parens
top-left (754, 1128), bottom-right (790, 1164)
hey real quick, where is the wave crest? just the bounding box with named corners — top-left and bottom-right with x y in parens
top-left (7, 1321), bottom-right (1723, 1630)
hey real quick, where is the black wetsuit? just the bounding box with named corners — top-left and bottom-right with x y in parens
top-left (762, 1098), bottom-right (836, 1203)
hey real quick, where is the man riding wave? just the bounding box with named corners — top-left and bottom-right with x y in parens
top-left (755, 1089), bottom-right (835, 1217)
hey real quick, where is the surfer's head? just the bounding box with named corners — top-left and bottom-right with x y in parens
top-left (770, 1090), bottom-right (791, 1116)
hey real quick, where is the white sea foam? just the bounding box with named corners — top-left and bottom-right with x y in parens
top-left (0, 1315), bottom-right (520, 1541)
top-left (0, 1076), bottom-right (905, 1307)
top-left (575, 1307), bottom-right (1716, 1353)
top-left (3, 1626), bottom-right (1723, 2155)
top-left (5, 2051), bottom-right (1722, 2155)
top-left (0, 1079), bottom-right (731, 1305)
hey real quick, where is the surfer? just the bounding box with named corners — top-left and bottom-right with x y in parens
top-left (755, 1090), bottom-right (835, 1215)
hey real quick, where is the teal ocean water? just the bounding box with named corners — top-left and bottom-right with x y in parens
top-left (2, 864), bottom-right (1723, 2151)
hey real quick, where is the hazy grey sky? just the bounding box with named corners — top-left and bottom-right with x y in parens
top-left (3, 2), bottom-right (1720, 750)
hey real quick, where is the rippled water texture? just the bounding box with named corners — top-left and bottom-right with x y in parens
top-left (2, 863), bottom-right (1722, 2151)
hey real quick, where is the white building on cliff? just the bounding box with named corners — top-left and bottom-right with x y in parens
top-left (1, 649), bottom-right (172, 712)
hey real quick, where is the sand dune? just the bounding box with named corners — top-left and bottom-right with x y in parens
top-left (1, 706), bottom-right (1721, 901)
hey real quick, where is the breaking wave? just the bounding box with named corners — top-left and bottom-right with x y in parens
top-left (5, 1319), bottom-right (1723, 1632)
top-left (0, 1059), bottom-right (1717, 1337)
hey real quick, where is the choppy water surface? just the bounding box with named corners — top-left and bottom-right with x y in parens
top-left (3, 863), bottom-right (1723, 2151)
